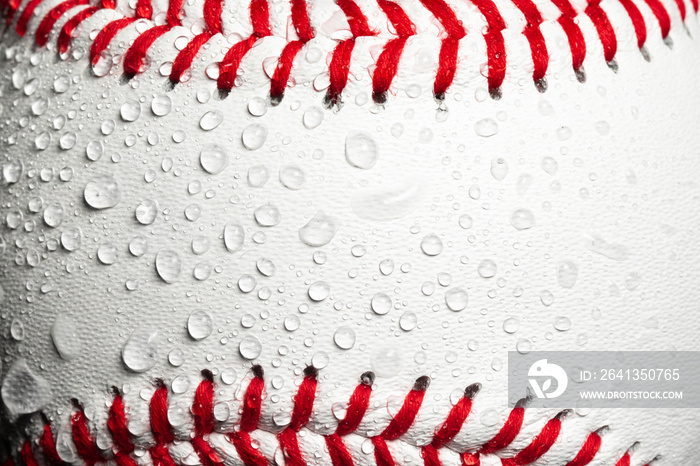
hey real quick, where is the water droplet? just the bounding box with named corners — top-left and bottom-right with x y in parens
top-left (187, 310), bottom-right (213, 340)
top-left (84, 174), bottom-right (120, 209)
top-left (351, 181), bottom-right (424, 221)
top-left (43, 203), bottom-right (64, 227)
top-left (371, 292), bottom-right (392, 315)
top-left (241, 124), bottom-right (268, 150)
top-left (370, 347), bottom-right (402, 377)
top-left (478, 259), bottom-right (497, 278)
top-left (308, 281), bottom-right (330, 301)
top-left (238, 275), bottom-right (257, 293)
top-left (490, 157), bottom-right (508, 181)
top-left (151, 95), bottom-right (172, 116)
top-left (516, 339), bottom-right (532, 354)
top-left (50, 315), bottom-right (81, 360)
top-left (61, 227), bottom-right (82, 252)
top-left (199, 110), bottom-right (224, 131)
top-left (333, 326), bottom-right (356, 350)
top-left (247, 165), bottom-right (270, 187)
top-left (1, 358), bottom-right (51, 415)
top-left (510, 209), bottom-right (535, 230)
top-left (284, 315), bottom-right (301, 331)
top-left (120, 100), bottom-right (141, 122)
top-left (254, 203), bottom-right (280, 227)
top-left (248, 97), bottom-right (267, 116)
top-left (445, 287), bottom-right (468, 311)
top-left (553, 316), bottom-right (571, 331)
top-left (172, 376), bottom-right (190, 394)
top-left (168, 348), bottom-right (185, 367)
top-left (298, 211), bottom-right (337, 247)
top-left (224, 222), bottom-right (245, 252)
top-left (458, 214), bottom-right (473, 229)
top-left (540, 290), bottom-right (554, 306)
top-left (239, 335), bottom-right (262, 360)
top-left (474, 118), bottom-right (498, 137)
top-left (399, 311), bottom-right (417, 331)
top-left (86, 140), bottom-right (104, 161)
top-left (312, 351), bottom-right (329, 369)
top-left (97, 243), bottom-right (118, 265)
top-left (256, 258), bottom-right (276, 277)
top-left (135, 199), bottom-right (158, 225)
top-left (556, 261), bottom-right (578, 288)
top-left (3, 160), bottom-right (22, 183)
top-left (221, 368), bottom-right (237, 385)
top-left (379, 259), bottom-right (394, 275)
top-left (503, 317), bottom-right (519, 334)
top-left (303, 106), bottom-right (324, 129)
top-left (155, 249), bottom-right (182, 283)
top-left (345, 131), bottom-right (379, 169)
top-left (279, 166), bottom-right (305, 190)
top-left (122, 330), bottom-right (158, 372)
top-left (200, 145), bottom-right (228, 175)
top-left (129, 236), bottom-right (149, 256)
top-left (541, 156), bottom-right (558, 175)
top-left (420, 234), bottom-right (443, 256)
top-left (10, 319), bottom-right (25, 340)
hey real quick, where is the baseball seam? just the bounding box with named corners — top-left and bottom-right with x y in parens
top-left (0, 0), bottom-right (697, 105)
top-left (10, 366), bottom-right (653, 466)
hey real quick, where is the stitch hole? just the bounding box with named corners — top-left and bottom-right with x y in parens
top-left (489, 87), bottom-right (502, 100)
top-left (372, 91), bottom-right (388, 105)
top-left (640, 46), bottom-right (651, 62)
top-left (606, 58), bottom-right (619, 73)
top-left (575, 66), bottom-right (586, 83)
top-left (663, 36), bottom-right (673, 49)
top-left (464, 382), bottom-right (481, 399)
top-left (534, 77), bottom-right (547, 93)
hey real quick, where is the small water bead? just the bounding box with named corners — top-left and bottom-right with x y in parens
top-left (84, 174), bottom-right (120, 209)
top-left (256, 258), bottom-right (276, 277)
top-left (187, 310), bottom-right (213, 340)
top-left (351, 245), bottom-right (366, 257)
top-left (200, 145), bottom-right (228, 175)
top-left (474, 118), bottom-right (498, 137)
top-left (333, 326), bottom-right (356, 350)
top-left (553, 316), bottom-right (572, 331)
top-left (35, 132), bottom-right (51, 150)
top-left (312, 351), bottom-right (329, 369)
top-left (172, 130), bottom-right (186, 143)
top-left (238, 275), bottom-right (257, 293)
top-left (445, 287), bottom-right (468, 311)
top-left (1, 358), bottom-right (51, 415)
top-left (155, 249), bottom-right (182, 283)
top-left (421, 281), bottom-right (435, 296)
top-left (247, 165), bottom-right (270, 187)
top-left (241, 314), bottom-right (256, 328)
top-left (308, 281), bottom-right (330, 301)
top-left (171, 376), bottom-right (190, 394)
top-left (168, 348), bottom-right (185, 367)
top-left (313, 251), bottom-right (327, 264)
top-left (221, 368), bottom-right (237, 385)
top-left (239, 335), bottom-right (262, 360)
top-left (279, 166), bottom-right (305, 190)
top-left (503, 317), bottom-right (519, 334)
top-left (298, 211), bottom-right (337, 247)
top-left (379, 259), bottom-right (394, 275)
top-left (284, 315), bottom-right (301, 331)
top-left (120, 100), bottom-right (141, 122)
top-left (86, 141), bottom-right (104, 161)
top-left (97, 243), bottom-right (118, 265)
top-left (420, 234), bottom-right (443, 256)
top-left (557, 261), bottom-right (579, 288)
top-left (31, 97), bottom-right (49, 116)
top-left (151, 95), bottom-right (172, 116)
top-left (248, 97), bottom-right (267, 116)
top-left (122, 330), bottom-right (159, 372)
top-left (3, 160), bottom-right (22, 183)
top-left (193, 263), bottom-right (211, 281)
top-left (10, 319), bottom-right (25, 340)
top-left (199, 110), bottom-right (224, 131)
top-left (135, 199), bottom-right (158, 225)
top-left (490, 157), bottom-right (508, 181)
top-left (478, 259), bottom-right (497, 278)
top-left (224, 222), bottom-right (244, 252)
top-left (51, 314), bottom-right (81, 360)
top-left (541, 156), bottom-right (558, 175)
top-left (184, 204), bottom-right (201, 222)
top-left (60, 227), bottom-right (82, 252)
top-left (53, 75), bottom-right (70, 93)
top-left (399, 311), bottom-right (417, 331)
top-left (516, 339), bottom-right (532, 354)
top-left (242, 124), bottom-right (268, 150)
top-left (254, 204), bottom-right (280, 227)
top-left (510, 209), bottom-right (535, 230)
top-left (458, 214), bottom-right (473, 229)
top-left (129, 236), bottom-right (149, 256)
top-left (371, 292), bottom-right (392, 315)
top-left (303, 106), bottom-right (324, 129)
top-left (345, 131), bottom-right (379, 169)
top-left (370, 347), bottom-right (402, 378)
top-left (43, 203), bottom-right (64, 227)
top-left (59, 133), bottom-right (77, 150)
top-left (191, 236), bottom-right (210, 255)
top-left (556, 126), bottom-right (572, 140)
top-left (101, 119), bottom-right (116, 136)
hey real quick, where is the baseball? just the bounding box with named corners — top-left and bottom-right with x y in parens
top-left (0, 0), bottom-right (698, 463)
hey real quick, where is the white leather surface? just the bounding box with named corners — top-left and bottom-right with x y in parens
top-left (0, 0), bottom-right (699, 464)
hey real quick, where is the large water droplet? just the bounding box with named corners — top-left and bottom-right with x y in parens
top-left (474, 118), bottom-right (498, 137)
top-left (151, 95), bottom-right (172, 116)
top-left (303, 106), bottom-right (324, 129)
top-left (490, 157), bottom-right (508, 181)
top-left (279, 166), bottom-right (305, 190)
top-left (247, 165), bottom-right (270, 187)
top-left (224, 222), bottom-right (245, 252)
top-left (155, 249), bottom-right (182, 283)
top-left (122, 330), bottom-right (158, 372)
top-left (242, 124), bottom-right (268, 150)
top-left (333, 326), bottom-right (356, 350)
top-left (557, 261), bottom-right (578, 288)
top-left (254, 203), bottom-right (280, 227)
top-left (239, 335), bottom-right (262, 360)
top-left (200, 145), bottom-right (228, 175)
top-left (43, 202), bottom-right (64, 227)
top-left (445, 287), bottom-right (468, 311)
top-left (478, 259), bottom-right (497, 278)
top-left (84, 174), bottom-right (120, 209)
top-left (420, 234), bottom-right (443, 256)
top-left (371, 292), bottom-right (392, 315)
top-left (120, 100), bottom-right (141, 122)
top-left (61, 227), bottom-right (82, 252)
top-left (298, 211), bottom-right (338, 247)
top-left (345, 131), bottom-right (379, 169)
top-left (135, 199), bottom-right (158, 225)
top-left (1, 358), bottom-right (51, 415)
top-left (51, 315), bottom-right (81, 360)
top-left (308, 281), bottom-right (330, 301)
top-left (199, 110), bottom-right (224, 131)
top-left (187, 310), bottom-right (213, 340)
top-left (510, 209), bottom-right (535, 230)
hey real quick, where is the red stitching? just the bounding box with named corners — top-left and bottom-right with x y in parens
top-left (8, 367), bottom-right (658, 466)
top-left (2, 0), bottom-right (690, 102)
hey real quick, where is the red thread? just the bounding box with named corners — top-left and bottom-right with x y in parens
top-left (417, 0), bottom-right (466, 100)
top-left (468, 0), bottom-right (506, 98)
top-left (616, 452), bottom-right (631, 466)
top-left (642, 0), bottom-right (672, 39)
top-left (148, 380), bottom-right (176, 466)
top-left (372, 376), bottom-right (430, 466)
top-left (500, 411), bottom-right (566, 466)
top-left (35, 0), bottom-right (88, 46)
top-left (324, 0), bottom-right (377, 107)
top-left (585, 0), bottom-right (618, 65)
top-left (564, 430), bottom-right (602, 466)
top-left (57, 6), bottom-right (99, 54)
top-left (372, 0), bottom-right (416, 103)
top-left (2, 0), bottom-right (22, 27)
top-left (70, 400), bottom-right (104, 466)
top-left (278, 366), bottom-right (318, 466)
top-left (91, 18), bottom-right (137, 65)
top-left (269, 0), bottom-right (314, 103)
top-left (20, 441), bottom-right (38, 466)
top-left (551, 0), bottom-right (586, 81)
top-left (217, 0), bottom-right (272, 95)
top-left (190, 370), bottom-right (221, 466)
top-left (107, 389), bottom-right (138, 466)
top-left (230, 366), bottom-right (267, 466)
top-left (15, 0), bottom-right (43, 37)
top-left (510, 0), bottom-right (548, 91)
top-left (39, 416), bottom-right (64, 466)
top-left (325, 371), bottom-right (375, 466)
